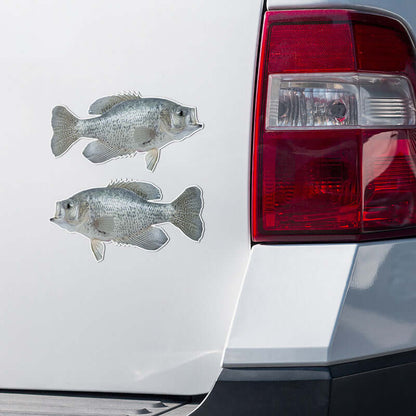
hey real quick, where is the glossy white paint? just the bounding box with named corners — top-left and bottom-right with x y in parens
top-left (224, 239), bottom-right (416, 366)
top-left (223, 244), bottom-right (356, 366)
top-left (0, 0), bottom-right (262, 394)
top-left (222, 0), bottom-right (416, 369)
top-left (2, 0), bottom-right (416, 397)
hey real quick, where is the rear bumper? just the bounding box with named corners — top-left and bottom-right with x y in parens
top-left (225, 240), bottom-right (416, 366)
top-left (192, 239), bottom-right (416, 415)
top-left (192, 350), bottom-right (416, 415)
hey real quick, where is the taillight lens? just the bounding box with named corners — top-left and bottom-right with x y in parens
top-left (252, 9), bottom-right (416, 243)
top-left (266, 73), bottom-right (415, 128)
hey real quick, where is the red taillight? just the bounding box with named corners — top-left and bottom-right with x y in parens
top-left (268, 19), bottom-right (355, 73)
top-left (252, 9), bottom-right (416, 243)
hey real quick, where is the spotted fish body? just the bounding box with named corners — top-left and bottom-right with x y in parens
top-left (50, 181), bottom-right (204, 262)
top-left (51, 93), bottom-right (203, 171)
top-left (73, 188), bottom-right (170, 241)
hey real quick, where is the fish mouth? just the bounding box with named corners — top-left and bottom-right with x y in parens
top-left (51, 202), bottom-right (64, 223)
top-left (189, 108), bottom-right (203, 130)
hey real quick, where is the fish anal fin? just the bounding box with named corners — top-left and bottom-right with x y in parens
top-left (115, 226), bottom-right (169, 251)
top-left (107, 180), bottom-right (162, 201)
top-left (145, 148), bottom-right (160, 171)
top-left (88, 92), bottom-right (142, 115)
top-left (94, 216), bottom-right (115, 234)
top-left (83, 140), bottom-right (129, 164)
top-left (91, 239), bottom-right (105, 262)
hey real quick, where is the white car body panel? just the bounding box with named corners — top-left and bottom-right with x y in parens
top-left (224, 244), bottom-right (356, 366)
top-left (222, 0), bottom-right (416, 370)
top-left (224, 240), bottom-right (416, 366)
top-left (0, 0), bottom-right (262, 395)
top-left (1, 0), bottom-right (416, 399)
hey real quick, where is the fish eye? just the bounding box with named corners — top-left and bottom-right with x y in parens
top-left (65, 202), bottom-right (73, 209)
top-left (176, 109), bottom-right (184, 117)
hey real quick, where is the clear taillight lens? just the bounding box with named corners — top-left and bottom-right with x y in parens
top-left (266, 74), bottom-right (416, 129)
top-left (252, 9), bottom-right (416, 243)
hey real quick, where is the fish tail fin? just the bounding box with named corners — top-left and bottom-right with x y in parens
top-left (170, 186), bottom-right (204, 241)
top-left (51, 106), bottom-right (80, 156)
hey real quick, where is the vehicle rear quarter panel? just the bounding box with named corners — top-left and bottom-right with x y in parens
top-left (0, 0), bottom-right (262, 395)
top-left (224, 0), bottom-right (416, 369)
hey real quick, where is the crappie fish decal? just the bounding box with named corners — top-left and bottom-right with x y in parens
top-left (50, 93), bottom-right (203, 171)
top-left (50, 181), bottom-right (204, 262)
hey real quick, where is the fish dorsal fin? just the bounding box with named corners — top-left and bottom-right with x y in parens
top-left (88, 92), bottom-right (142, 115)
top-left (107, 180), bottom-right (162, 201)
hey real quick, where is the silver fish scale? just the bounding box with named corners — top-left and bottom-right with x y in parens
top-left (74, 188), bottom-right (172, 241)
top-left (79, 99), bottom-right (175, 152)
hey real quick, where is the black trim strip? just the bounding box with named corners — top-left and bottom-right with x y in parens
top-left (193, 350), bottom-right (416, 416)
top-left (330, 348), bottom-right (416, 377)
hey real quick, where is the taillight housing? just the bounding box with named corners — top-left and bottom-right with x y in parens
top-left (252, 9), bottom-right (416, 243)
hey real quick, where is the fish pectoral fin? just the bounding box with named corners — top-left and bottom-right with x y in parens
top-left (107, 180), bottom-right (162, 201)
top-left (116, 226), bottom-right (169, 251)
top-left (88, 92), bottom-right (142, 115)
top-left (83, 140), bottom-right (127, 164)
top-left (91, 239), bottom-right (105, 262)
top-left (94, 216), bottom-right (115, 234)
top-left (145, 148), bottom-right (160, 171)
top-left (134, 127), bottom-right (156, 146)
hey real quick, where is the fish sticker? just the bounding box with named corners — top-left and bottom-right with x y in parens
top-left (50, 93), bottom-right (203, 171)
top-left (50, 181), bottom-right (204, 262)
